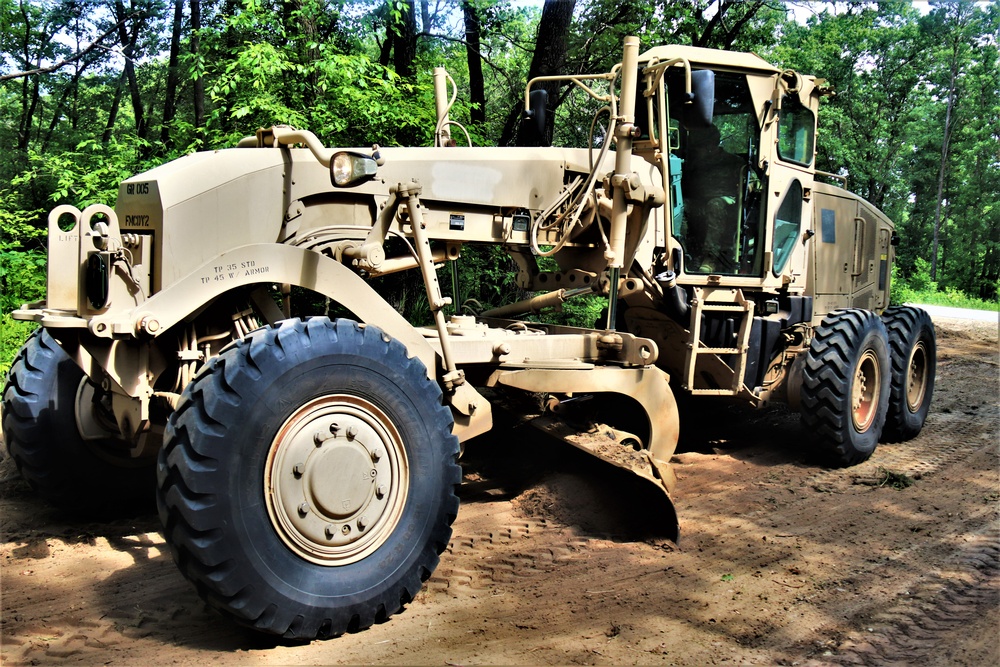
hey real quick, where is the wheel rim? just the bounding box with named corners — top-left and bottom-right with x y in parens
top-left (75, 379), bottom-right (147, 465)
top-left (851, 349), bottom-right (881, 432)
top-left (905, 341), bottom-right (929, 412)
top-left (264, 395), bottom-right (409, 566)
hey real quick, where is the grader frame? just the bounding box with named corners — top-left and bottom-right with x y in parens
top-left (4, 36), bottom-right (935, 640)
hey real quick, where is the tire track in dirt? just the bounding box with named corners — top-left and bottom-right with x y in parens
top-left (805, 355), bottom-right (997, 493)
top-left (0, 516), bottom-right (246, 666)
top-left (823, 524), bottom-right (1000, 666)
top-left (425, 518), bottom-right (591, 596)
top-left (3, 621), bottom-right (124, 663)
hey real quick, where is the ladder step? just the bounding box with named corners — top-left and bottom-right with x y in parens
top-left (700, 304), bottom-right (747, 312)
top-left (689, 388), bottom-right (739, 396)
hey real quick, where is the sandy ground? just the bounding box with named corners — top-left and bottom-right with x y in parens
top-left (1, 316), bottom-right (997, 666)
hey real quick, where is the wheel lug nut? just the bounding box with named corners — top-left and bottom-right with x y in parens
top-left (358, 516), bottom-right (368, 531)
top-left (293, 463), bottom-right (305, 477)
top-left (325, 524), bottom-right (335, 538)
top-left (297, 502), bottom-right (309, 516)
top-left (329, 422), bottom-right (340, 436)
top-left (376, 484), bottom-right (387, 499)
top-left (313, 431), bottom-right (325, 446)
top-left (372, 448), bottom-right (383, 462)
top-left (346, 425), bottom-right (357, 440)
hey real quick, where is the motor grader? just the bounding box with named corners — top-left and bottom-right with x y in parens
top-left (4, 36), bottom-right (935, 639)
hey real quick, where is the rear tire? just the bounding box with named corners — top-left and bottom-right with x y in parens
top-left (1, 329), bottom-right (154, 510)
top-left (156, 317), bottom-right (460, 639)
top-left (800, 309), bottom-right (891, 466)
top-left (880, 306), bottom-right (936, 442)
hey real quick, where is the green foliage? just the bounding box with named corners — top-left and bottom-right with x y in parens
top-left (0, 189), bottom-right (46, 311)
top-left (16, 138), bottom-right (145, 208)
top-left (451, 245), bottom-right (526, 313)
top-left (907, 257), bottom-right (937, 293)
top-left (0, 315), bottom-right (37, 377)
top-left (536, 294), bottom-right (604, 329)
top-left (892, 259), bottom-right (998, 311)
top-left (193, 1), bottom-right (438, 149)
top-left (0, 189), bottom-right (44, 375)
top-left (775, 1), bottom-right (928, 213)
top-left (890, 263), bottom-right (918, 306)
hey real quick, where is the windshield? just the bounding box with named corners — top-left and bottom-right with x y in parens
top-left (668, 71), bottom-right (764, 276)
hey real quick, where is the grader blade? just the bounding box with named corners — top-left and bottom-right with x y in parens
top-left (525, 411), bottom-right (680, 543)
top-left (488, 365), bottom-right (681, 544)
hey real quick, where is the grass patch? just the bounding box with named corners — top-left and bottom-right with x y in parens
top-left (903, 288), bottom-right (999, 312)
top-left (875, 466), bottom-right (915, 490)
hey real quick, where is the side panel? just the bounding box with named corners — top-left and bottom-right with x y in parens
top-left (809, 186), bottom-right (895, 317)
top-left (853, 204), bottom-right (892, 310)
top-left (811, 190), bottom-right (855, 302)
top-left (118, 150), bottom-right (289, 293)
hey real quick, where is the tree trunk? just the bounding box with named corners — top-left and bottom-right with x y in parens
top-left (114, 1), bottom-right (147, 142)
top-left (102, 71), bottom-right (127, 145)
top-left (16, 1), bottom-right (41, 152)
top-left (421, 0), bottom-right (431, 33)
top-left (499, 0), bottom-right (577, 147)
top-left (931, 48), bottom-right (959, 281)
top-left (41, 62), bottom-right (89, 152)
top-left (219, 0), bottom-right (240, 136)
top-left (393, 1), bottom-right (417, 78)
top-left (462, 1), bottom-right (485, 125)
top-left (161, 0), bottom-right (185, 149)
top-left (191, 0), bottom-right (205, 133)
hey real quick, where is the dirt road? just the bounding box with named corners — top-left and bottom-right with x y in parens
top-left (2, 317), bottom-right (997, 666)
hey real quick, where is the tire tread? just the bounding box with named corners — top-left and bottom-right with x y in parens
top-left (880, 306), bottom-right (936, 442)
top-left (800, 309), bottom-right (891, 466)
top-left (156, 317), bottom-right (460, 639)
top-left (2, 330), bottom-right (155, 509)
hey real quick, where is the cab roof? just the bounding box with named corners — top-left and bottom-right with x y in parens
top-left (639, 44), bottom-right (780, 74)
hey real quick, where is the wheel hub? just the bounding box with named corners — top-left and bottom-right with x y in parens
top-left (264, 395), bottom-right (408, 565)
top-left (905, 341), bottom-right (928, 411)
top-left (851, 349), bottom-right (881, 432)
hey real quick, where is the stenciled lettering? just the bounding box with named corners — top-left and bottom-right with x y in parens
top-left (123, 214), bottom-right (151, 227)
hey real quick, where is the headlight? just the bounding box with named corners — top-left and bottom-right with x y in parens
top-left (330, 152), bottom-right (378, 187)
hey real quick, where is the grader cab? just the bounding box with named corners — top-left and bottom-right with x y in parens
top-left (4, 37), bottom-right (934, 639)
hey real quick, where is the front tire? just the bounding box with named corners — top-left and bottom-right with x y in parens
top-left (800, 309), bottom-right (891, 466)
top-left (2, 329), bottom-right (154, 510)
top-left (881, 306), bottom-right (936, 442)
top-left (156, 318), bottom-right (460, 639)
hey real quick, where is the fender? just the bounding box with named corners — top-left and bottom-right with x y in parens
top-left (85, 243), bottom-right (440, 378)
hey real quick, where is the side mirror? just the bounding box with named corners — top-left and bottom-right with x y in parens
top-left (523, 88), bottom-right (549, 146)
top-left (688, 70), bottom-right (716, 128)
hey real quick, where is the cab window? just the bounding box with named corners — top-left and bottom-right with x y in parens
top-left (772, 180), bottom-right (803, 275)
top-left (777, 96), bottom-right (815, 166)
top-left (669, 71), bottom-right (764, 277)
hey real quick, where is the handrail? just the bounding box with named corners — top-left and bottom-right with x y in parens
top-left (815, 169), bottom-right (848, 188)
top-left (523, 69), bottom-right (619, 115)
top-left (642, 57), bottom-right (693, 101)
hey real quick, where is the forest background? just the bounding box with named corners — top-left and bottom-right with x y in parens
top-left (1, 0), bottom-right (997, 372)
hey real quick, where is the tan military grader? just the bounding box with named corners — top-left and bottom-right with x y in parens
top-left (5, 37), bottom-right (935, 638)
